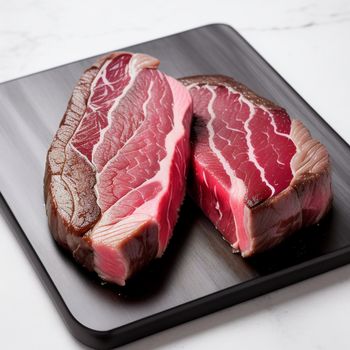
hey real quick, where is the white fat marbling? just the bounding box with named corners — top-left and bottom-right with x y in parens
top-left (1, 0), bottom-right (350, 349)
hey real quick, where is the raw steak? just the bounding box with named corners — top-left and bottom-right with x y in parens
top-left (180, 75), bottom-right (332, 256)
top-left (44, 52), bottom-right (192, 285)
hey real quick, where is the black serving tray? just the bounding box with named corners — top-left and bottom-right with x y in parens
top-left (1, 24), bottom-right (350, 349)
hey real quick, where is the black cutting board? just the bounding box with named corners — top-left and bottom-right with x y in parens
top-left (0, 24), bottom-right (350, 349)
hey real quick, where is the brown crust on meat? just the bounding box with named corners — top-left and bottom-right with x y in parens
top-left (44, 53), bottom-right (128, 268)
top-left (180, 74), bottom-right (332, 257)
top-left (245, 120), bottom-right (332, 256)
top-left (289, 120), bottom-right (332, 224)
top-left (180, 75), bottom-right (280, 110)
top-left (290, 120), bottom-right (330, 176)
top-left (44, 52), bottom-right (162, 279)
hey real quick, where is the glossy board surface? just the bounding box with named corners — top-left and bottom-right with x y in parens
top-left (0, 24), bottom-right (350, 349)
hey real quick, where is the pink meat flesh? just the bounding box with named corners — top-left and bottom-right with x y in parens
top-left (181, 75), bottom-right (331, 256)
top-left (63, 53), bottom-right (192, 284)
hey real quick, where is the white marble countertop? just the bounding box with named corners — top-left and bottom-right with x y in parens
top-left (1, 0), bottom-right (350, 349)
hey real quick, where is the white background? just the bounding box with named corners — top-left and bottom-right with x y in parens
top-left (1, 0), bottom-right (350, 349)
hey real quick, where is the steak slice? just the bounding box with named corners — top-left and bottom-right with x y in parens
top-left (180, 75), bottom-right (332, 256)
top-left (44, 52), bottom-right (192, 285)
